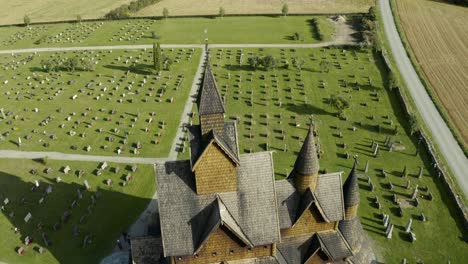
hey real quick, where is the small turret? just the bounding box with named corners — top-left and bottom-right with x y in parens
top-left (343, 159), bottom-right (360, 220)
top-left (290, 123), bottom-right (320, 193)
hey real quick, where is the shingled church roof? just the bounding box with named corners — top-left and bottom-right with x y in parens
top-left (199, 64), bottom-right (225, 115)
top-left (276, 172), bottom-right (345, 229)
top-left (289, 123), bottom-right (319, 178)
top-left (156, 152), bottom-right (280, 257)
top-left (188, 122), bottom-right (240, 169)
top-left (343, 160), bottom-right (360, 208)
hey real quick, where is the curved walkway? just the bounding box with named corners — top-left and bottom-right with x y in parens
top-left (380, 0), bottom-right (468, 196)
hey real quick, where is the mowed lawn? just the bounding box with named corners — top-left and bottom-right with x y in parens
top-left (0, 158), bottom-right (155, 264)
top-left (136, 0), bottom-right (374, 16)
top-left (0, 0), bottom-right (131, 25)
top-left (180, 47), bottom-right (467, 263)
top-left (0, 48), bottom-right (201, 157)
top-left (394, 0), bottom-right (468, 148)
top-left (0, 16), bottom-right (334, 49)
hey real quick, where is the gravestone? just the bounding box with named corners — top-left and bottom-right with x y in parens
top-left (405, 218), bottom-right (413, 233)
top-left (84, 180), bottom-right (90, 191)
top-left (24, 212), bottom-right (32, 223)
top-left (386, 224), bottom-right (393, 239)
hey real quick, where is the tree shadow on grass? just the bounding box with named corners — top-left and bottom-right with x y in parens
top-left (103, 64), bottom-right (154, 76)
top-left (0, 171), bottom-right (152, 264)
top-left (285, 102), bottom-right (333, 117)
top-left (222, 64), bottom-right (254, 72)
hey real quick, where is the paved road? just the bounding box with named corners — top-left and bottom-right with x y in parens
top-left (0, 41), bottom-right (353, 54)
top-left (380, 0), bottom-right (468, 196)
top-left (168, 46), bottom-right (206, 160)
top-left (0, 150), bottom-right (165, 164)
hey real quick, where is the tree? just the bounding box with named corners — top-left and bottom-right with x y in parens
top-left (41, 59), bottom-right (59, 72)
top-left (77, 15), bottom-right (82, 23)
top-left (409, 113), bottom-right (420, 136)
top-left (63, 57), bottom-right (80, 72)
top-left (162, 55), bottom-right (172, 71)
top-left (24, 15), bottom-right (31, 26)
top-left (329, 94), bottom-right (350, 118)
top-left (151, 31), bottom-right (158, 39)
top-left (248, 56), bottom-right (260, 70)
top-left (282, 3), bottom-right (289, 16)
top-left (81, 58), bottom-right (96, 72)
top-left (219, 7), bottom-right (225, 18)
top-left (319, 61), bottom-right (330, 73)
top-left (368, 6), bottom-right (377, 21)
top-left (292, 57), bottom-right (305, 71)
top-left (153, 42), bottom-right (162, 72)
top-left (261, 55), bottom-right (278, 70)
top-left (163, 8), bottom-right (169, 19)
top-left (388, 72), bottom-right (399, 90)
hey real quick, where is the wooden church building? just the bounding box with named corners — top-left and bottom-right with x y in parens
top-left (130, 60), bottom-right (374, 264)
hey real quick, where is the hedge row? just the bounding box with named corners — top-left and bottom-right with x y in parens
top-left (105, 0), bottom-right (161, 19)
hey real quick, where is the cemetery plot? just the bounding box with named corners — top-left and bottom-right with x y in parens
top-left (43, 22), bottom-right (105, 45)
top-left (185, 47), bottom-right (466, 263)
top-left (0, 16), bottom-right (334, 49)
top-left (0, 158), bottom-right (155, 264)
top-left (0, 48), bottom-right (201, 157)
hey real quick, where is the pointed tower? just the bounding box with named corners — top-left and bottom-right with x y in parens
top-left (290, 123), bottom-right (320, 194)
top-left (343, 159), bottom-right (360, 220)
top-left (199, 64), bottom-right (225, 138)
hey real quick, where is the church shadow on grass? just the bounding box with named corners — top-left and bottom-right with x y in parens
top-left (0, 171), bottom-right (152, 264)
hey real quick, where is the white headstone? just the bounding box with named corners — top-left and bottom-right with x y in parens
top-left (24, 212), bottom-right (32, 223)
top-left (3, 198), bottom-right (9, 205)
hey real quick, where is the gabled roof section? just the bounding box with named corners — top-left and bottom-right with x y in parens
top-left (199, 64), bottom-right (225, 115)
top-left (316, 231), bottom-right (353, 261)
top-left (191, 130), bottom-right (240, 171)
top-left (314, 172), bottom-right (345, 222)
top-left (194, 196), bottom-right (253, 254)
top-left (343, 160), bottom-right (360, 208)
top-left (292, 187), bottom-right (314, 227)
top-left (156, 152), bottom-right (280, 256)
top-left (289, 123), bottom-right (319, 178)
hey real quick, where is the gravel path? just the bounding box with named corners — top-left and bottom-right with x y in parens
top-left (0, 41), bottom-right (355, 54)
top-left (0, 150), bottom-right (165, 164)
top-left (168, 46), bottom-right (206, 160)
top-left (380, 0), bottom-right (468, 196)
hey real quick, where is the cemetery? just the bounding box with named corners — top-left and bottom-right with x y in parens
top-left (0, 158), bottom-right (155, 264)
top-left (0, 8), bottom-right (465, 264)
top-left (0, 47), bottom-right (201, 157)
top-left (178, 46), bottom-right (466, 263)
top-left (0, 16), bottom-right (333, 49)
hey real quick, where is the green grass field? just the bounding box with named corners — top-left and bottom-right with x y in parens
top-left (0, 48), bottom-right (201, 157)
top-left (179, 47), bottom-right (467, 263)
top-left (0, 0), bottom-right (131, 25)
top-left (0, 16), bottom-right (333, 49)
top-left (0, 158), bottom-right (155, 264)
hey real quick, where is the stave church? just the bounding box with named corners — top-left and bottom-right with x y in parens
top-left (130, 54), bottom-right (374, 264)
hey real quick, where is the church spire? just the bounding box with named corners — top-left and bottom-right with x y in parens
top-left (198, 63), bottom-right (225, 137)
top-left (291, 122), bottom-right (320, 193)
top-left (343, 158), bottom-right (360, 220)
